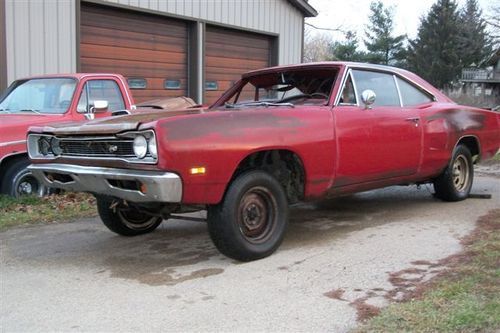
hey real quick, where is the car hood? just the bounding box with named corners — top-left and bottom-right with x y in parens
top-left (34, 108), bottom-right (206, 135)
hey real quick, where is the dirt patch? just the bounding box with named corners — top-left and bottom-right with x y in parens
top-left (350, 297), bottom-right (381, 321)
top-left (323, 288), bottom-right (345, 300)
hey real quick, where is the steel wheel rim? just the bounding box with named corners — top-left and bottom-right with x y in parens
top-left (16, 173), bottom-right (45, 197)
top-left (237, 186), bottom-right (278, 244)
top-left (118, 210), bottom-right (159, 230)
top-left (452, 155), bottom-right (470, 192)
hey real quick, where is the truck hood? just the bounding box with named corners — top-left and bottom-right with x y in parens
top-left (34, 108), bottom-right (206, 135)
top-left (0, 114), bottom-right (65, 142)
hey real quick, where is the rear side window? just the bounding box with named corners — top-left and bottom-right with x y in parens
top-left (396, 77), bottom-right (433, 106)
top-left (352, 70), bottom-right (400, 107)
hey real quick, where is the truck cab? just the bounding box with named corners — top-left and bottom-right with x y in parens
top-left (0, 73), bottom-right (135, 197)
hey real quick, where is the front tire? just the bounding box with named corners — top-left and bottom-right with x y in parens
top-left (96, 196), bottom-right (162, 236)
top-left (207, 171), bottom-right (289, 261)
top-left (433, 145), bottom-right (473, 202)
top-left (1, 158), bottom-right (48, 197)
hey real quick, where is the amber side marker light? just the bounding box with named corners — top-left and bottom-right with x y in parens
top-left (190, 167), bottom-right (206, 175)
top-left (140, 183), bottom-right (148, 194)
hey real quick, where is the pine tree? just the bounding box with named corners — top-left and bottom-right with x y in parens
top-left (364, 1), bottom-right (406, 65)
top-left (330, 31), bottom-right (367, 62)
top-left (458, 0), bottom-right (492, 67)
top-left (408, 0), bottom-right (462, 88)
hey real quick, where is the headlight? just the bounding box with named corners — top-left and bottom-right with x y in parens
top-left (51, 137), bottom-right (62, 155)
top-left (133, 135), bottom-right (148, 159)
top-left (148, 137), bottom-right (157, 158)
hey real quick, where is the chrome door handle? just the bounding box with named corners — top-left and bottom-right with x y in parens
top-left (406, 117), bottom-right (420, 127)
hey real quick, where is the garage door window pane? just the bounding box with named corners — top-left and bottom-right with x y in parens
top-left (352, 70), bottom-right (400, 107)
top-left (396, 77), bottom-right (433, 106)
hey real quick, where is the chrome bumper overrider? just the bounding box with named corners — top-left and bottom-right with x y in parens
top-left (28, 164), bottom-right (182, 203)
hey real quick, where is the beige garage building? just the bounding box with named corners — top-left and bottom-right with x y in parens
top-left (0, 0), bottom-right (317, 103)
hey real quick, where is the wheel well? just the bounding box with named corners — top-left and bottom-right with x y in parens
top-left (0, 153), bottom-right (29, 179)
top-left (232, 150), bottom-right (305, 203)
top-left (457, 136), bottom-right (480, 161)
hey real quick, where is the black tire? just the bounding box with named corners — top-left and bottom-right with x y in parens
top-left (207, 170), bottom-right (289, 261)
top-left (433, 145), bottom-right (473, 202)
top-left (96, 196), bottom-right (163, 236)
top-left (1, 157), bottom-right (48, 197)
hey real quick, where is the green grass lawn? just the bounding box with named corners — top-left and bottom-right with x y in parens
top-left (356, 209), bottom-right (500, 333)
top-left (0, 193), bottom-right (97, 231)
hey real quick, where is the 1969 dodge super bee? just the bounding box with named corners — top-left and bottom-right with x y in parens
top-left (27, 62), bottom-right (500, 261)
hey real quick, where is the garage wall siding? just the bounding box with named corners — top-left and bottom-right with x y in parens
top-left (4, 0), bottom-right (304, 86)
top-left (5, 0), bottom-right (76, 84)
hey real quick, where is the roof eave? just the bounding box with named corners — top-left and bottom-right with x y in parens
top-left (287, 0), bottom-right (318, 17)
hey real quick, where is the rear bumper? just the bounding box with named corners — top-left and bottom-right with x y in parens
top-left (28, 164), bottom-right (182, 203)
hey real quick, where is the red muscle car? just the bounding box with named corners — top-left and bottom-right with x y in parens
top-left (27, 62), bottom-right (500, 261)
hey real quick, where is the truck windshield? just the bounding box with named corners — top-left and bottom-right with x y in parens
top-left (0, 78), bottom-right (77, 114)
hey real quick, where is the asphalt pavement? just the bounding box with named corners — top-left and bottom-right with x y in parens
top-left (1, 165), bottom-right (499, 332)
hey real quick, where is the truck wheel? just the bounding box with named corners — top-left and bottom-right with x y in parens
top-left (433, 145), bottom-right (473, 202)
top-left (1, 158), bottom-right (48, 197)
top-left (96, 196), bottom-right (162, 236)
top-left (207, 171), bottom-right (289, 261)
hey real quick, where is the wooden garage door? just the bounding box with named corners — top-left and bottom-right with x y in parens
top-left (205, 26), bottom-right (273, 104)
top-left (80, 3), bottom-right (188, 103)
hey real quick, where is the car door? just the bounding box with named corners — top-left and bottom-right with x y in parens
top-left (333, 69), bottom-right (423, 185)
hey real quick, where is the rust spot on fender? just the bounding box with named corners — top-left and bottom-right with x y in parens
top-left (425, 109), bottom-right (486, 132)
top-left (161, 111), bottom-right (303, 141)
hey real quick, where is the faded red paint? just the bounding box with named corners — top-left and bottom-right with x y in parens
top-left (26, 62), bottom-right (500, 205)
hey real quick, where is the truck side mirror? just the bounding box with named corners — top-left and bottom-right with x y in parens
top-left (91, 100), bottom-right (109, 113)
top-left (85, 100), bottom-right (109, 120)
top-left (361, 90), bottom-right (376, 109)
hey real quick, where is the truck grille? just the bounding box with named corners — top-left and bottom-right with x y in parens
top-left (59, 139), bottom-right (135, 157)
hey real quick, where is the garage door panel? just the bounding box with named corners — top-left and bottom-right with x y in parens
top-left (81, 26), bottom-right (187, 53)
top-left (205, 25), bottom-right (273, 103)
top-left (206, 30), bottom-right (270, 50)
top-left (81, 44), bottom-right (186, 65)
top-left (83, 7), bottom-right (187, 38)
top-left (81, 3), bottom-right (188, 103)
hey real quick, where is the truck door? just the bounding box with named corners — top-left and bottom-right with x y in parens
top-left (75, 79), bottom-right (126, 119)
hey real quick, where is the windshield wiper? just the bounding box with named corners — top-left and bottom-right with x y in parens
top-left (225, 101), bottom-right (295, 109)
top-left (18, 109), bottom-right (41, 114)
top-left (0, 108), bottom-right (10, 113)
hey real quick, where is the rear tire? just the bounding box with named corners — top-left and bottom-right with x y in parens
top-left (207, 171), bottom-right (289, 261)
top-left (433, 145), bottom-right (473, 202)
top-left (1, 157), bottom-right (49, 197)
top-left (96, 196), bottom-right (162, 236)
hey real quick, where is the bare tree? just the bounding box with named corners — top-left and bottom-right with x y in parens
top-left (484, 4), bottom-right (500, 44)
top-left (303, 30), bottom-right (334, 62)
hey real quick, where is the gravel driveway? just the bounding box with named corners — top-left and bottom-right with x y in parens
top-left (1, 167), bottom-right (499, 332)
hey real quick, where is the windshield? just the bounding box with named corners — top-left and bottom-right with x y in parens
top-left (0, 78), bottom-right (77, 114)
top-left (214, 68), bottom-right (337, 109)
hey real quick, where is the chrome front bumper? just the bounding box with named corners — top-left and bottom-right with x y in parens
top-left (28, 164), bottom-right (182, 203)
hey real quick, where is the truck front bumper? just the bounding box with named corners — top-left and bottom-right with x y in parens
top-left (28, 164), bottom-right (182, 203)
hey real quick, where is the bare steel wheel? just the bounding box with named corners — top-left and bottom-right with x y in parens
top-left (96, 196), bottom-right (162, 236)
top-left (434, 144), bottom-right (473, 202)
top-left (1, 157), bottom-right (49, 197)
top-left (452, 155), bottom-right (470, 192)
top-left (238, 187), bottom-right (278, 244)
top-left (208, 171), bottom-right (289, 261)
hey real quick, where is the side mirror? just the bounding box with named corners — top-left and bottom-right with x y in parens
top-left (85, 100), bottom-right (109, 120)
top-left (91, 100), bottom-right (109, 113)
top-left (361, 90), bottom-right (376, 109)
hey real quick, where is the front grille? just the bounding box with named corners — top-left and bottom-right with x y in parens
top-left (59, 139), bottom-right (134, 157)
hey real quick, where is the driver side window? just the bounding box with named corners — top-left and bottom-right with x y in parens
top-left (77, 80), bottom-right (125, 113)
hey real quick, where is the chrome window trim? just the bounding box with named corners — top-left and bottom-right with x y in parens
top-left (393, 74), bottom-right (404, 107)
top-left (345, 64), bottom-right (437, 102)
top-left (336, 70), bottom-right (360, 107)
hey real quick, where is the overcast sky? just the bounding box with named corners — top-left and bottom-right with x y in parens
top-left (306, 0), bottom-right (496, 41)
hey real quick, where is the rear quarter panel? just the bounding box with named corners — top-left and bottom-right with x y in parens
top-left (152, 107), bottom-right (335, 204)
top-left (420, 103), bottom-right (500, 178)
